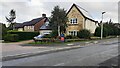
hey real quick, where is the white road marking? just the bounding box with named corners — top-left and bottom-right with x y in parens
top-left (53, 63), bottom-right (65, 66)
top-left (67, 43), bottom-right (74, 46)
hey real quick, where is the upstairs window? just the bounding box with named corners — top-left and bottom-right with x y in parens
top-left (70, 18), bottom-right (77, 24)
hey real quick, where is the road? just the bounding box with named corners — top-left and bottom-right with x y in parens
top-left (2, 38), bottom-right (119, 66)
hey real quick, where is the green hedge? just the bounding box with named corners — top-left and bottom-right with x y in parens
top-left (50, 30), bottom-right (58, 38)
top-left (77, 29), bottom-right (91, 39)
top-left (94, 27), bottom-right (108, 37)
top-left (65, 35), bottom-right (78, 39)
top-left (4, 34), bottom-right (19, 42)
top-left (7, 31), bottom-right (39, 40)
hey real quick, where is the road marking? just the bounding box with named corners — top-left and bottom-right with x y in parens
top-left (67, 43), bottom-right (74, 46)
top-left (53, 63), bottom-right (65, 66)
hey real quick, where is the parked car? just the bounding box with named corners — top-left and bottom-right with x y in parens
top-left (33, 34), bottom-right (54, 42)
top-left (33, 35), bottom-right (44, 40)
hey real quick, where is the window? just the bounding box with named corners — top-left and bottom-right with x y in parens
top-left (28, 26), bottom-right (30, 29)
top-left (69, 30), bottom-right (78, 36)
top-left (45, 21), bottom-right (49, 26)
top-left (70, 18), bottom-right (77, 24)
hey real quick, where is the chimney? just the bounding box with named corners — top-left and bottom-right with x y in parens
top-left (42, 14), bottom-right (46, 18)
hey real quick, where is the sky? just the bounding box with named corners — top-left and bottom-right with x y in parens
top-left (0, 0), bottom-right (119, 26)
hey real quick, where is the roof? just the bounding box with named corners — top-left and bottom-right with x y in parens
top-left (67, 3), bottom-right (97, 22)
top-left (14, 23), bottom-right (23, 28)
top-left (22, 17), bottom-right (44, 26)
top-left (15, 17), bottom-right (48, 28)
top-left (39, 17), bottom-right (51, 30)
top-left (7, 23), bottom-right (22, 29)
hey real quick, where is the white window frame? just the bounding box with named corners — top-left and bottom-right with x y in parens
top-left (68, 30), bottom-right (78, 36)
top-left (70, 18), bottom-right (77, 24)
top-left (28, 26), bottom-right (30, 29)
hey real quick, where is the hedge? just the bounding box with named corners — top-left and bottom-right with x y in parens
top-left (94, 27), bottom-right (108, 37)
top-left (7, 31), bottom-right (39, 40)
top-left (77, 29), bottom-right (91, 39)
top-left (50, 30), bottom-right (58, 38)
top-left (65, 35), bottom-right (78, 39)
top-left (4, 34), bottom-right (19, 42)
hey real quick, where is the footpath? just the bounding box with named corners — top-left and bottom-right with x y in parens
top-left (1, 38), bottom-right (118, 61)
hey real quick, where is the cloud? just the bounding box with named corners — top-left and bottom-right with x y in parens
top-left (0, 1), bottom-right (46, 25)
top-left (0, 0), bottom-right (119, 26)
top-left (77, 2), bottom-right (118, 22)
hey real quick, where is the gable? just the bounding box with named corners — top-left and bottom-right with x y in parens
top-left (67, 4), bottom-right (97, 22)
top-left (34, 18), bottom-right (46, 31)
top-left (40, 21), bottom-right (50, 29)
top-left (67, 5), bottom-right (84, 19)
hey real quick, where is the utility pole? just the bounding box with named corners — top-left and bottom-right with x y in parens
top-left (101, 12), bottom-right (106, 39)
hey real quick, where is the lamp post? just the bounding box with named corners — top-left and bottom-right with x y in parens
top-left (101, 12), bottom-right (106, 39)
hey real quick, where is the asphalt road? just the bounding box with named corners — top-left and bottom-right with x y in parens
top-left (2, 38), bottom-right (119, 66)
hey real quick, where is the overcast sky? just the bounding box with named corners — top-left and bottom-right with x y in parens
top-left (0, 0), bottom-right (119, 26)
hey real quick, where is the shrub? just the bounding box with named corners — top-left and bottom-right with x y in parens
top-left (77, 29), bottom-right (91, 39)
top-left (50, 30), bottom-right (58, 38)
top-left (4, 34), bottom-right (19, 42)
top-left (94, 27), bottom-right (108, 37)
top-left (1, 23), bottom-right (8, 40)
top-left (65, 35), bottom-right (72, 39)
top-left (43, 34), bottom-right (52, 38)
top-left (7, 31), bottom-right (39, 40)
top-left (65, 35), bottom-right (78, 39)
top-left (113, 28), bottom-right (119, 35)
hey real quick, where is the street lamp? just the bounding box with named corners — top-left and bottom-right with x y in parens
top-left (101, 12), bottom-right (106, 39)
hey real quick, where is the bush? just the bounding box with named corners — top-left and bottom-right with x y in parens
top-left (43, 34), bottom-right (52, 38)
top-left (1, 23), bottom-right (8, 40)
top-left (65, 35), bottom-right (78, 39)
top-left (7, 31), bottom-right (39, 40)
top-left (113, 28), bottom-right (119, 35)
top-left (77, 29), bottom-right (91, 39)
top-left (50, 30), bottom-right (58, 38)
top-left (94, 27), bottom-right (108, 37)
top-left (65, 35), bottom-right (72, 39)
top-left (4, 34), bottom-right (19, 42)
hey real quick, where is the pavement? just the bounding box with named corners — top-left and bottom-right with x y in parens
top-left (1, 38), bottom-right (118, 61)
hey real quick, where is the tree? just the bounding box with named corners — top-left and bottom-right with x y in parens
top-left (103, 23), bottom-right (120, 36)
top-left (108, 19), bottom-right (113, 24)
top-left (94, 26), bottom-right (108, 37)
top-left (103, 23), bottom-right (114, 36)
top-left (50, 30), bottom-right (58, 38)
top-left (49, 6), bottom-right (68, 36)
top-left (6, 9), bottom-right (16, 30)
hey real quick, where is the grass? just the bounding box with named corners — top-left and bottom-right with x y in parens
top-left (2, 36), bottom-right (118, 44)
top-left (29, 36), bottom-right (118, 45)
top-left (29, 39), bottom-right (94, 45)
top-left (29, 41), bottom-right (68, 45)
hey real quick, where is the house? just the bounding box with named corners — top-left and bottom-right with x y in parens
top-left (66, 4), bottom-right (98, 36)
top-left (8, 23), bottom-right (22, 30)
top-left (15, 14), bottom-right (52, 35)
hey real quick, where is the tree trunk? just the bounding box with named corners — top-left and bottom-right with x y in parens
top-left (58, 25), bottom-right (60, 36)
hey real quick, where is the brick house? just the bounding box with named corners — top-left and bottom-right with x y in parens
top-left (66, 4), bottom-right (98, 36)
top-left (15, 14), bottom-right (52, 35)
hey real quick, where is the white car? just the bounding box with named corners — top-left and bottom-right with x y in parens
top-left (33, 34), bottom-right (51, 41)
top-left (34, 35), bottom-right (43, 40)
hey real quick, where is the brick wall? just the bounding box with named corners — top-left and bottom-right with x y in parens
top-left (34, 18), bottom-right (46, 31)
